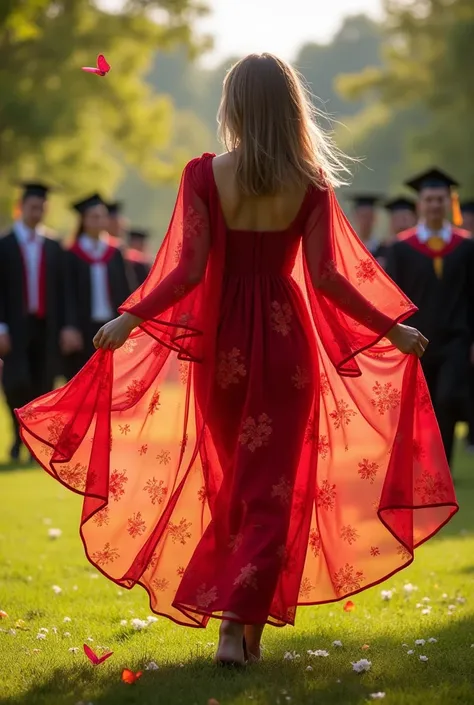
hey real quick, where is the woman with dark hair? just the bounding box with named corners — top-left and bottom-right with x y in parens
top-left (62, 193), bottom-right (131, 379)
top-left (18, 54), bottom-right (456, 667)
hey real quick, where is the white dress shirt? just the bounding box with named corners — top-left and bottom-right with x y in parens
top-left (416, 221), bottom-right (452, 244)
top-left (0, 221), bottom-right (44, 335)
top-left (15, 220), bottom-right (44, 314)
top-left (77, 234), bottom-right (114, 322)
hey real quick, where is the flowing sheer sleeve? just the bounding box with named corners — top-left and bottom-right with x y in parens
top-left (119, 157), bottom-right (212, 361)
top-left (302, 185), bottom-right (417, 376)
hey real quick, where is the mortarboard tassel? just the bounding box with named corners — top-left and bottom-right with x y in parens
top-left (451, 191), bottom-right (463, 227)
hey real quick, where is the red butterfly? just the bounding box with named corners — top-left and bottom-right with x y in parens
top-left (81, 54), bottom-right (111, 76)
top-left (121, 669), bottom-right (143, 684)
top-left (83, 643), bottom-right (113, 665)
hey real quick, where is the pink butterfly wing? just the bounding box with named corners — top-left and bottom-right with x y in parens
top-left (83, 643), bottom-right (100, 664)
top-left (81, 67), bottom-right (101, 74)
top-left (97, 54), bottom-right (110, 74)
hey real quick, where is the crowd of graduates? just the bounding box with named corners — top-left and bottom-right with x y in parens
top-left (1, 167), bottom-right (474, 471)
top-left (0, 185), bottom-right (151, 462)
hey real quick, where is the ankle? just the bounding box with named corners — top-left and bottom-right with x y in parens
top-left (220, 619), bottom-right (244, 637)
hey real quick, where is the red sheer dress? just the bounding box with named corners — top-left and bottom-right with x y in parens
top-left (16, 154), bottom-right (457, 628)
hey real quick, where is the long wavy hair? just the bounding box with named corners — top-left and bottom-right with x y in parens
top-left (217, 53), bottom-right (352, 196)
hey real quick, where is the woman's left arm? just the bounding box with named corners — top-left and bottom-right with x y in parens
top-left (94, 161), bottom-right (211, 351)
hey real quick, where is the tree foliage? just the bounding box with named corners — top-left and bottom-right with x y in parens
top-left (337, 0), bottom-right (474, 193)
top-left (0, 0), bottom-right (208, 226)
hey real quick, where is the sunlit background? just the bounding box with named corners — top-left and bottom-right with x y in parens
top-left (0, 0), bottom-right (472, 243)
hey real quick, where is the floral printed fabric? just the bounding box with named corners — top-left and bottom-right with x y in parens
top-left (16, 154), bottom-right (457, 629)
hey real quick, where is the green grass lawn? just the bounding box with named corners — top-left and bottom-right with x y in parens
top-left (1, 412), bottom-right (474, 705)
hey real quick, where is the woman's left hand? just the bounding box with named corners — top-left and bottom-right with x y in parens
top-left (93, 313), bottom-right (140, 351)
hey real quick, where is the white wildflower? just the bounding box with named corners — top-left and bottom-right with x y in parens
top-left (351, 659), bottom-right (371, 673)
top-left (306, 666), bottom-right (313, 671)
top-left (39, 628), bottom-right (49, 634)
top-left (308, 649), bottom-right (329, 657)
top-left (120, 619), bottom-right (128, 626)
top-left (130, 618), bottom-right (148, 631)
top-left (421, 608), bottom-right (432, 615)
top-left (403, 583), bottom-right (418, 595)
top-left (63, 632), bottom-right (71, 637)
top-left (370, 694), bottom-right (386, 700)
top-left (145, 661), bottom-right (159, 670)
top-left (415, 639), bottom-right (426, 646)
top-left (48, 528), bottom-right (62, 539)
top-left (36, 633), bottom-right (46, 640)
top-left (428, 638), bottom-right (438, 643)
top-left (381, 590), bottom-right (393, 601)
top-left (63, 617), bottom-right (72, 623)
top-left (332, 640), bottom-right (343, 647)
top-left (146, 616), bottom-right (158, 624)
top-left (8, 629), bottom-right (16, 635)
top-left (419, 655), bottom-right (428, 662)
top-left (52, 585), bottom-right (62, 595)
top-left (421, 597), bottom-right (430, 603)
top-left (283, 651), bottom-right (300, 660)
top-left (69, 647), bottom-right (79, 654)
top-left (407, 650), bottom-right (414, 655)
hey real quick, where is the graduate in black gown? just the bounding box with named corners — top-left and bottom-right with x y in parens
top-left (373, 197), bottom-right (418, 269)
top-left (461, 201), bottom-right (474, 237)
top-left (106, 200), bottom-right (126, 248)
top-left (386, 168), bottom-right (474, 467)
top-left (349, 194), bottom-right (383, 257)
top-left (62, 194), bottom-right (131, 380)
top-left (125, 229), bottom-right (151, 287)
top-left (385, 196), bottom-right (417, 236)
top-left (0, 183), bottom-right (81, 460)
top-left (460, 201), bottom-right (474, 450)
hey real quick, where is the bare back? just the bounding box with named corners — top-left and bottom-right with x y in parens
top-left (212, 152), bottom-right (308, 232)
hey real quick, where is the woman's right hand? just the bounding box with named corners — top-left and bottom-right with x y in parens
top-left (386, 323), bottom-right (428, 357)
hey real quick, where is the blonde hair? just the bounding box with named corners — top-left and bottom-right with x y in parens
top-left (217, 53), bottom-right (351, 196)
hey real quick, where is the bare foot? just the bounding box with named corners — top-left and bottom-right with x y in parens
top-left (215, 619), bottom-right (245, 666)
top-left (244, 624), bottom-right (265, 662)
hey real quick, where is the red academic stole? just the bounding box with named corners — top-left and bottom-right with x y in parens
top-left (69, 241), bottom-right (117, 312)
top-left (398, 227), bottom-right (469, 278)
top-left (69, 241), bottom-right (117, 266)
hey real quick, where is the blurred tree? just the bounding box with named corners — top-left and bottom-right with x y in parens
top-left (0, 0), bottom-right (209, 228)
top-left (295, 14), bottom-right (382, 117)
top-left (337, 0), bottom-right (474, 194)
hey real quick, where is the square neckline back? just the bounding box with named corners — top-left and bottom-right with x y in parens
top-left (207, 153), bottom-right (311, 236)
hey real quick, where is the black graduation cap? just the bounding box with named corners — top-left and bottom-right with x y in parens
top-left (128, 229), bottom-right (149, 241)
top-left (19, 182), bottom-right (52, 199)
top-left (384, 196), bottom-right (416, 213)
top-left (349, 194), bottom-right (382, 208)
top-left (461, 200), bottom-right (474, 214)
top-left (72, 193), bottom-right (105, 214)
top-left (405, 168), bottom-right (459, 193)
top-left (107, 201), bottom-right (123, 216)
